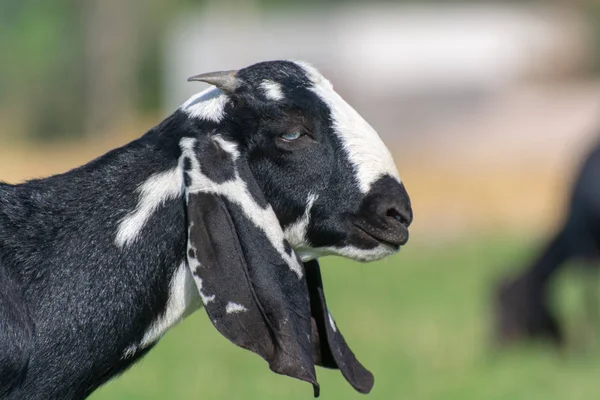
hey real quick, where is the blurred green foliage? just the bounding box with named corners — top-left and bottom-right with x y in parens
top-left (0, 0), bottom-right (192, 139)
top-left (1, 0), bottom-right (599, 140)
top-left (0, 0), bottom-right (84, 138)
top-left (91, 236), bottom-right (600, 400)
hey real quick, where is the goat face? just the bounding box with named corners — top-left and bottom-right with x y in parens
top-left (177, 61), bottom-right (411, 395)
top-left (184, 60), bottom-right (412, 262)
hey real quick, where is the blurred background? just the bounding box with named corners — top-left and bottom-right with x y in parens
top-left (3, 0), bottom-right (600, 399)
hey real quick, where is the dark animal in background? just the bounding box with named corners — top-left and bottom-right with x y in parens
top-left (495, 141), bottom-right (600, 344)
top-left (0, 60), bottom-right (412, 399)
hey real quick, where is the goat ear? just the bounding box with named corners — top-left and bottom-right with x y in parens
top-left (183, 137), bottom-right (319, 396)
top-left (305, 259), bottom-right (375, 394)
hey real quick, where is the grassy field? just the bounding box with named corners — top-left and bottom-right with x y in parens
top-left (89, 235), bottom-right (600, 400)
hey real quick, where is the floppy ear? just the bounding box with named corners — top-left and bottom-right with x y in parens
top-left (182, 136), bottom-right (319, 396)
top-left (305, 259), bottom-right (375, 394)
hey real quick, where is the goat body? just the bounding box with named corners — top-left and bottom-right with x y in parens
top-left (496, 142), bottom-right (600, 344)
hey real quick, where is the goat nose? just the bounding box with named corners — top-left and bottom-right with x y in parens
top-left (355, 177), bottom-right (412, 247)
top-left (375, 189), bottom-right (412, 228)
top-left (357, 176), bottom-right (412, 233)
top-left (386, 205), bottom-right (412, 228)
top-left (371, 180), bottom-right (412, 227)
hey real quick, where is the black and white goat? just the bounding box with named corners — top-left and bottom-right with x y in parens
top-left (495, 141), bottom-right (600, 344)
top-left (0, 60), bottom-right (412, 399)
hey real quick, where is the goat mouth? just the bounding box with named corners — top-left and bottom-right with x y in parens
top-left (352, 223), bottom-right (406, 248)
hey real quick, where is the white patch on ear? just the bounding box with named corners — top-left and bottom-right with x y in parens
top-left (260, 80), bottom-right (285, 101)
top-left (225, 302), bottom-right (248, 314)
top-left (192, 277), bottom-right (215, 305)
top-left (284, 193), bottom-right (318, 249)
top-left (181, 86), bottom-right (229, 122)
top-left (180, 137), bottom-right (304, 279)
top-left (294, 61), bottom-right (400, 193)
top-left (328, 311), bottom-right (337, 333)
top-left (123, 261), bottom-right (201, 358)
top-left (115, 167), bottom-right (183, 247)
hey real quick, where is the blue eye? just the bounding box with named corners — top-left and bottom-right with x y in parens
top-left (280, 131), bottom-right (303, 141)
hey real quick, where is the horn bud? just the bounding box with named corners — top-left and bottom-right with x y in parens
top-left (187, 70), bottom-right (240, 93)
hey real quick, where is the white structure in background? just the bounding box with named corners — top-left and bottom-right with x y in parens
top-left (164, 3), bottom-right (589, 136)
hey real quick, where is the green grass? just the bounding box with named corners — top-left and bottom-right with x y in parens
top-left (91, 235), bottom-right (600, 400)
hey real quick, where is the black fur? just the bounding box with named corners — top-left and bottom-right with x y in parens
top-left (0, 117), bottom-right (189, 398)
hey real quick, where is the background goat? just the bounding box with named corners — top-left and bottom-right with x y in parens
top-left (0, 60), bottom-right (412, 399)
top-left (495, 141), bottom-right (600, 344)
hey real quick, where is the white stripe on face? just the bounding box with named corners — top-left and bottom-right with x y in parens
top-left (294, 61), bottom-right (401, 194)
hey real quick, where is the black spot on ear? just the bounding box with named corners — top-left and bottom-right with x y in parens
top-left (184, 171), bottom-right (192, 187)
top-left (188, 248), bottom-right (196, 259)
top-left (193, 266), bottom-right (203, 277)
top-left (183, 157), bottom-right (192, 172)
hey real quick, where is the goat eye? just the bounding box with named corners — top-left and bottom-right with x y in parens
top-left (280, 131), bottom-right (303, 141)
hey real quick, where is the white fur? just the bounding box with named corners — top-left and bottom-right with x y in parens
top-left (283, 193), bottom-right (318, 249)
top-left (296, 243), bottom-right (396, 263)
top-left (294, 60), bottom-right (333, 89)
top-left (139, 262), bottom-right (200, 347)
top-left (116, 168), bottom-right (183, 247)
top-left (295, 61), bottom-right (401, 193)
top-left (294, 247), bottom-right (328, 262)
top-left (123, 262), bottom-right (201, 358)
top-left (324, 244), bottom-right (397, 262)
top-left (181, 86), bottom-right (229, 122)
top-left (122, 345), bottom-right (137, 359)
top-left (225, 302), bottom-right (248, 314)
top-left (191, 275), bottom-right (215, 306)
top-left (328, 311), bottom-right (337, 333)
top-left (180, 137), bottom-right (303, 279)
top-left (212, 135), bottom-right (240, 160)
top-left (260, 80), bottom-right (285, 101)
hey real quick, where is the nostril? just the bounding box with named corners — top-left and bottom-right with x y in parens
top-left (386, 208), bottom-right (411, 227)
top-left (386, 208), bottom-right (401, 222)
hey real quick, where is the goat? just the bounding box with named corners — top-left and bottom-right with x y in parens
top-left (495, 141), bottom-right (600, 345)
top-left (0, 60), bottom-right (412, 399)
